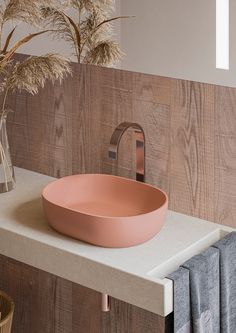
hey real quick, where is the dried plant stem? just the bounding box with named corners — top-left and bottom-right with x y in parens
top-left (80, 16), bottom-right (129, 56)
top-left (43, 3), bottom-right (130, 66)
top-left (0, 30), bottom-right (52, 66)
top-left (0, 141), bottom-right (13, 191)
top-left (2, 147), bottom-right (14, 182)
top-left (2, 26), bottom-right (16, 54)
top-left (0, 143), bottom-right (8, 190)
top-left (1, 87), bottom-right (10, 115)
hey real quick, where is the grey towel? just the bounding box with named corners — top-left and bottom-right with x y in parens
top-left (213, 232), bottom-right (236, 333)
top-left (168, 232), bottom-right (236, 333)
top-left (168, 267), bottom-right (191, 333)
top-left (182, 247), bottom-right (220, 333)
top-left (167, 247), bottom-right (220, 333)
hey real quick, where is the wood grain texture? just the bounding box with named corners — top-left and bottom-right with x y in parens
top-left (0, 255), bottom-right (165, 333)
top-left (169, 79), bottom-right (215, 221)
top-left (102, 298), bottom-right (165, 333)
top-left (4, 53), bottom-right (236, 331)
top-left (6, 54), bottom-right (236, 226)
top-left (214, 86), bottom-right (236, 227)
top-left (0, 255), bottom-right (73, 333)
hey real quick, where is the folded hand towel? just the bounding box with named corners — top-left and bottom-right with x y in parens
top-left (182, 247), bottom-right (220, 333)
top-left (168, 232), bottom-right (236, 333)
top-left (168, 247), bottom-right (220, 333)
top-left (213, 232), bottom-right (236, 333)
top-left (168, 267), bottom-right (191, 333)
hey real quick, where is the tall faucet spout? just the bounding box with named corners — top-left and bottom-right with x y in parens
top-left (108, 122), bottom-right (145, 182)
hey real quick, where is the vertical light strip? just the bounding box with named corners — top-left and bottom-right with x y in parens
top-left (216, 0), bottom-right (229, 69)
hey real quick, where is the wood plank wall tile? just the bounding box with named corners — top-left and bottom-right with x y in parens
top-left (0, 255), bottom-right (165, 333)
top-left (214, 86), bottom-right (236, 227)
top-left (102, 298), bottom-right (165, 333)
top-left (169, 79), bottom-right (215, 221)
top-left (72, 284), bottom-right (103, 333)
top-left (133, 99), bottom-right (170, 190)
top-left (88, 65), bottom-right (135, 178)
top-left (134, 72), bottom-right (171, 106)
top-left (0, 255), bottom-right (73, 333)
top-left (71, 64), bottom-right (92, 175)
top-left (6, 53), bottom-right (236, 229)
top-left (4, 54), bottom-right (236, 333)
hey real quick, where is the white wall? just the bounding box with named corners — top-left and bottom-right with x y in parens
top-left (3, 1), bottom-right (236, 87)
top-left (120, 0), bottom-right (236, 88)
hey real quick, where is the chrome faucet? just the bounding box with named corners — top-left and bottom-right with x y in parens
top-left (108, 122), bottom-right (145, 182)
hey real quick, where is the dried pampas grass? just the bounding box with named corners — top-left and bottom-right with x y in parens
top-left (70, 0), bottom-right (115, 13)
top-left (0, 1), bottom-right (71, 113)
top-left (84, 40), bottom-right (124, 66)
top-left (43, 0), bottom-right (129, 66)
top-left (0, 0), bottom-right (43, 28)
top-left (42, 6), bottom-right (81, 58)
top-left (8, 54), bottom-right (71, 95)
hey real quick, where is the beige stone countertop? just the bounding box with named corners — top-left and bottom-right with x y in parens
top-left (0, 168), bottom-right (233, 316)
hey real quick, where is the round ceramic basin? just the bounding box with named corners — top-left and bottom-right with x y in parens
top-left (42, 174), bottom-right (168, 248)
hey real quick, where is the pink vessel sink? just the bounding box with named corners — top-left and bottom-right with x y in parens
top-left (42, 174), bottom-right (168, 248)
